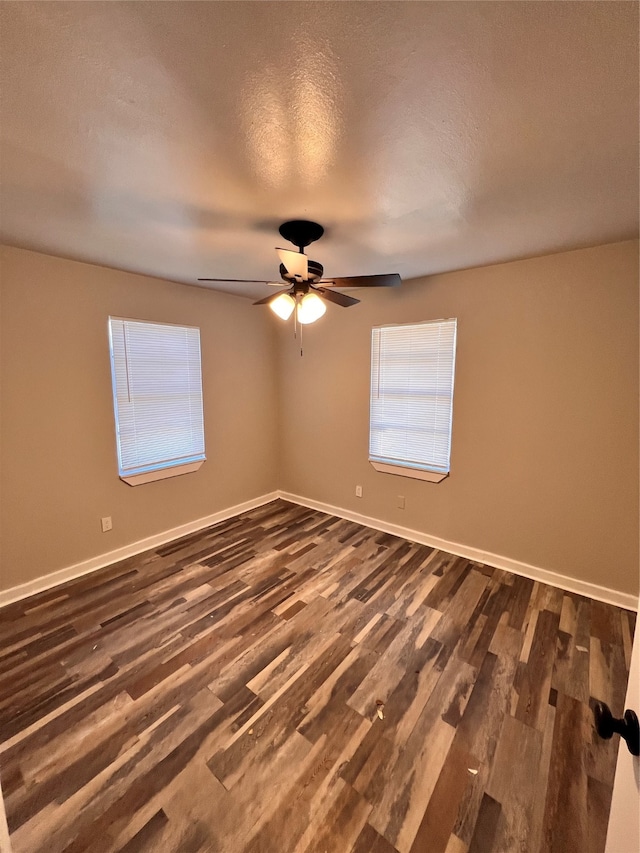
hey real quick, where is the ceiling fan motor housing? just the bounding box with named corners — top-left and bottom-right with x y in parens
top-left (279, 260), bottom-right (324, 283)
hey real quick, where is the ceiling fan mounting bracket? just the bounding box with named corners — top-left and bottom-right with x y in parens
top-left (278, 220), bottom-right (325, 250)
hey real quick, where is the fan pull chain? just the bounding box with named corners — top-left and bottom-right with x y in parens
top-left (292, 293), bottom-right (303, 356)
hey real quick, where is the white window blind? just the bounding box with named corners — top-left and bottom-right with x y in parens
top-left (108, 318), bottom-right (205, 482)
top-left (369, 319), bottom-right (457, 477)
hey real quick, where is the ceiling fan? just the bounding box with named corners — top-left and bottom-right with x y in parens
top-left (198, 220), bottom-right (401, 325)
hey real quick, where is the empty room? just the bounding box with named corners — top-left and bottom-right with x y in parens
top-left (0, 3), bottom-right (638, 853)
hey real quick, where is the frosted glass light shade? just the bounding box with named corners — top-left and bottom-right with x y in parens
top-left (297, 292), bottom-right (326, 324)
top-left (269, 293), bottom-right (295, 320)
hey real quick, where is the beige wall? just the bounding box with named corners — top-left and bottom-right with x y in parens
top-left (0, 247), bottom-right (279, 590)
top-left (277, 240), bottom-right (639, 597)
top-left (1, 241), bottom-right (638, 598)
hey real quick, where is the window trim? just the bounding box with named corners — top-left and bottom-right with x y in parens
top-left (120, 460), bottom-right (204, 487)
top-left (369, 461), bottom-right (449, 483)
top-left (368, 318), bottom-right (457, 483)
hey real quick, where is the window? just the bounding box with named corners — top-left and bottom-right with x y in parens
top-left (108, 317), bottom-right (205, 486)
top-left (369, 319), bottom-right (457, 483)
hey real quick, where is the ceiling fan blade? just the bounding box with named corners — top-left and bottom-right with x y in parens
top-left (198, 278), bottom-right (278, 284)
top-left (277, 248), bottom-right (308, 280)
top-left (253, 290), bottom-right (289, 305)
top-left (314, 287), bottom-right (360, 307)
top-left (318, 273), bottom-right (401, 288)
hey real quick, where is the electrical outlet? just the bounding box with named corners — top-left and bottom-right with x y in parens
top-left (355, 485), bottom-right (363, 498)
top-left (101, 516), bottom-right (112, 533)
top-left (397, 495), bottom-right (405, 509)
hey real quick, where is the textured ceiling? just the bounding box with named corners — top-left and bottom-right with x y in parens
top-left (1, 2), bottom-right (638, 299)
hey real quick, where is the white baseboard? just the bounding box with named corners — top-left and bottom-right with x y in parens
top-left (2, 489), bottom-right (637, 613)
top-left (278, 491), bottom-right (639, 612)
top-left (0, 492), bottom-right (279, 608)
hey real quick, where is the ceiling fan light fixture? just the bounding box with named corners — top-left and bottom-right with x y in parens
top-left (269, 292), bottom-right (296, 320)
top-left (297, 292), bottom-right (326, 324)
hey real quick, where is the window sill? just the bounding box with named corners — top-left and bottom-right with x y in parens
top-left (120, 460), bottom-right (205, 486)
top-left (369, 460), bottom-right (449, 483)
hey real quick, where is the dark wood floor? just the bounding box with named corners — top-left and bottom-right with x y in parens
top-left (0, 500), bottom-right (634, 853)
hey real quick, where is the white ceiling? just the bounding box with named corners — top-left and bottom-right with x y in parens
top-left (1, 2), bottom-right (638, 300)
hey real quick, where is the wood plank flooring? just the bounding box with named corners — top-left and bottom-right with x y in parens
top-left (0, 499), bottom-right (635, 853)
